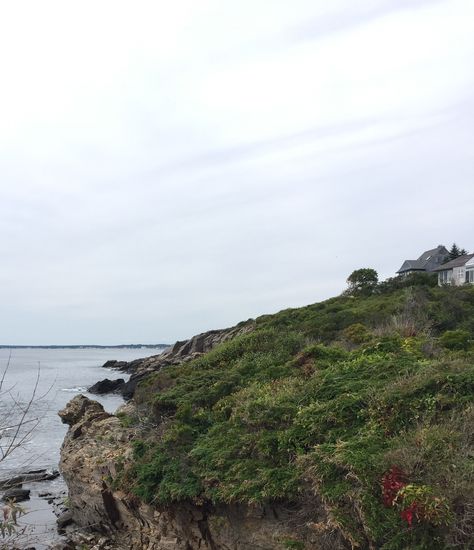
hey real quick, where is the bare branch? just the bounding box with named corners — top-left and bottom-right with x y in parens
top-left (0, 361), bottom-right (48, 463)
top-left (0, 352), bottom-right (12, 394)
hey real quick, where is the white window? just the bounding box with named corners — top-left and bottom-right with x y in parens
top-left (439, 271), bottom-right (452, 284)
top-left (466, 269), bottom-right (474, 284)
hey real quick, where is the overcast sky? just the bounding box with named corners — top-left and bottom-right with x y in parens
top-left (0, 0), bottom-right (473, 345)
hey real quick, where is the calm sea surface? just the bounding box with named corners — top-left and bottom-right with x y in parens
top-left (0, 347), bottom-right (164, 548)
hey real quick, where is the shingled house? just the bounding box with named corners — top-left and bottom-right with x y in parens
top-left (434, 254), bottom-right (474, 286)
top-left (396, 245), bottom-right (449, 276)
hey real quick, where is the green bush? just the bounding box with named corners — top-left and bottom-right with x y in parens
top-left (342, 323), bottom-right (372, 344)
top-left (378, 272), bottom-right (438, 293)
top-left (439, 329), bottom-right (471, 350)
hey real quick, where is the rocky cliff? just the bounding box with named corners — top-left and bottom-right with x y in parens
top-left (112, 322), bottom-right (256, 400)
top-left (59, 395), bottom-right (345, 550)
top-left (59, 322), bottom-right (347, 549)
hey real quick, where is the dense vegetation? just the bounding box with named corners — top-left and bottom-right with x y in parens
top-left (119, 275), bottom-right (474, 549)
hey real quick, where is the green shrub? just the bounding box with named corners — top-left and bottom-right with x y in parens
top-left (378, 272), bottom-right (438, 293)
top-left (439, 329), bottom-right (471, 350)
top-left (342, 323), bottom-right (372, 344)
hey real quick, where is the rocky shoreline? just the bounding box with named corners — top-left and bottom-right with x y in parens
top-left (1, 321), bottom-right (341, 548)
top-left (0, 469), bottom-right (68, 549)
top-left (54, 322), bottom-right (349, 550)
top-left (0, 348), bottom-right (165, 550)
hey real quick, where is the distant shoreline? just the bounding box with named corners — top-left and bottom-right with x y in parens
top-left (0, 344), bottom-right (170, 349)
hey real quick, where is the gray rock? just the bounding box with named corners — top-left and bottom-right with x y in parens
top-left (88, 378), bottom-right (125, 394)
top-left (121, 373), bottom-right (146, 400)
top-left (59, 395), bottom-right (110, 426)
top-left (57, 510), bottom-right (74, 531)
top-left (2, 487), bottom-right (30, 502)
top-left (102, 359), bottom-right (140, 373)
top-left (0, 468), bottom-right (59, 489)
top-left (102, 360), bottom-right (126, 370)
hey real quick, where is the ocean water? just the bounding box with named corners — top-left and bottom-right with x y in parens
top-left (0, 347), bottom-right (164, 548)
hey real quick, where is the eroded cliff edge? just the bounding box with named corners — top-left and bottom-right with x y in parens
top-left (59, 395), bottom-right (345, 549)
top-left (59, 322), bottom-right (347, 549)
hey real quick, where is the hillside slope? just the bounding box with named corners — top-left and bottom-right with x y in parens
top-left (60, 277), bottom-right (474, 549)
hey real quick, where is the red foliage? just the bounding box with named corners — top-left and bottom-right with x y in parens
top-left (400, 502), bottom-right (419, 527)
top-left (381, 466), bottom-right (426, 527)
top-left (381, 466), bottom-right (407, 507)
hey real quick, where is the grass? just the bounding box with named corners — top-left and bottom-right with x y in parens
top-left (118, 282), bottom-right (474, 549)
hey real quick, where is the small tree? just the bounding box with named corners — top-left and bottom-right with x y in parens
top-left (447, 243), bottom-right (467, 261)
top-left (346, 268), bottom-right (378, 296)
top-left (448, 243), bottom-right (460, 260)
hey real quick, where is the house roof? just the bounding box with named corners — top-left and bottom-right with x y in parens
top-left (434, 254), bottom-right (474, 271)
top-left (417, 246), bottom-right (448, 263)
top-left (397, 260), bottom-right (425, 273)
top-left (397, 245), bottom-right (449, 274)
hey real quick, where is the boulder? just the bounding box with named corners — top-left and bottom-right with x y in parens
top-left (57, 510), bottom-right (74, 531)
top-left (121, 373), bottom-right (146, 400)
top-left (0, 469), bottom-right (59, 489)
top-left (2, 487), bottom-right (30, 502)
top-left (88, 378), bottom-right (125, 394)
top-left (102, 360), bottom-right (129, 371)
top-left (59, 395), bottom-right (110, 426)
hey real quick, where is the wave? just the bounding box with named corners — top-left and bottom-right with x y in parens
top-left (60, 386), bottom-right (87, 393)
